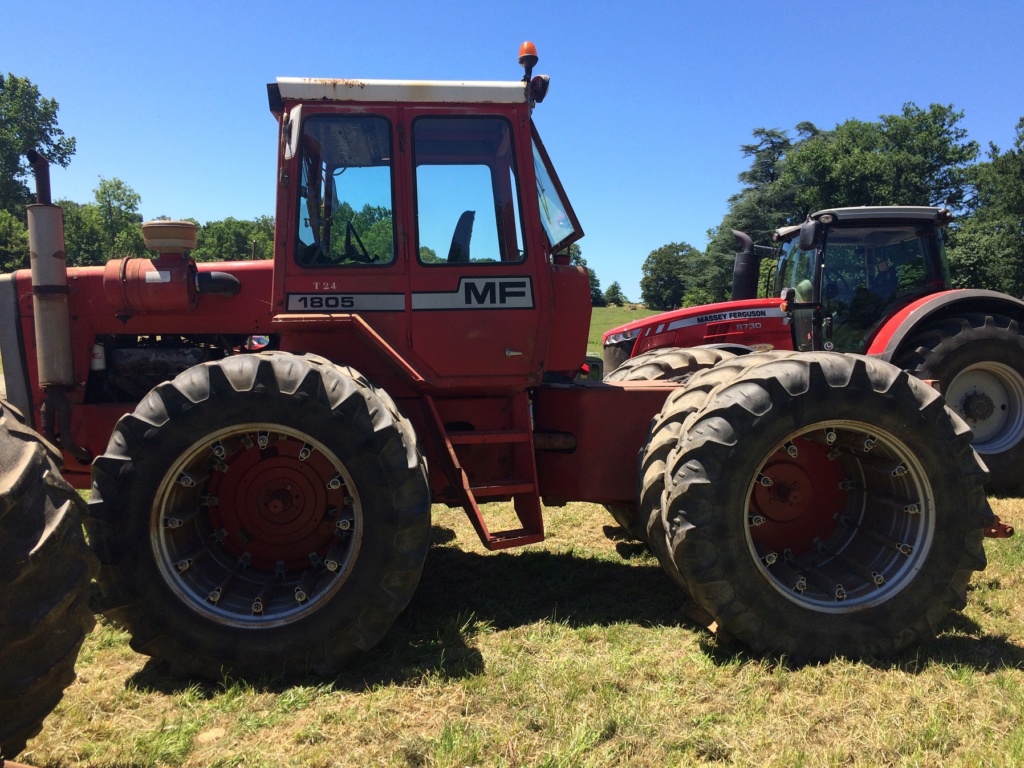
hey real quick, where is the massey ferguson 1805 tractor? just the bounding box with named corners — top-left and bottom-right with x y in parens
top-left (604, 207), bottom-right (1024, 494)
top-left (0, 46), bottom-right (998, 723)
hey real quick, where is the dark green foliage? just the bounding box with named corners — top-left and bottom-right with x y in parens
top-left (947, 118), bottom-right (1024, 296)
top-left (0, 74), bottom-right (76, 272)
top-left (191, 215), bottom-right (275, 262)
top-left (0, 74), bottom-right (76, 217)
top-left (780, 104), bottom-right (978, 213)
top-left (0, 209), bottom-right (28, 272)
top-left (603, 281), bottom-right (628, 306)
top-left (696, 103), bottom-right (1002, 300)
top-left (639, 242), bottom-right (726, 310)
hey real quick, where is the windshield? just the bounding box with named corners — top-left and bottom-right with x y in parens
top-left (774, 219), bottom-right (946, 352)
top-left (820, 225), bottom-right (936, 299)
top-left (775, 238), bottom-right (817, 301)
top-left (531, 130), bottom-right (581, 253)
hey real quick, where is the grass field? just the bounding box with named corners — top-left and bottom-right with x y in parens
top-left (587, 305), bottom-right (660, 355)
top-left (18, 496), bottom-right (1024, 768)
top-left (10, 309), bottom-right (1024, 767)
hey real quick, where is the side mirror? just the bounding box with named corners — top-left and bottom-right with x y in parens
top-left (798, 220), bottom-right (822, 252)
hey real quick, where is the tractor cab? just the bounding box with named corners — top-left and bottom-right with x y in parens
top-left (265, 49), bottom-right (588, 393)
top-left (775, 206), bottom-right (952, 352)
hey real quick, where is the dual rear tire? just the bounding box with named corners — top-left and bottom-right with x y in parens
top-left (638, 352), bottom-right (991, 658)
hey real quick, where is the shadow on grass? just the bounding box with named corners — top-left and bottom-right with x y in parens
top-left (124, 523), bottom-right (1024, 696)
top-left (126, 524), bottom-right (703, 696)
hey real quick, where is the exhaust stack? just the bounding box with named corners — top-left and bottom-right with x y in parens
top-left (25, 150), bottom-right (91, 463)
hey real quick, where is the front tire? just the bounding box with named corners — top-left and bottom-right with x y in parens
top-left (660, 353), bottom-right (991, 659)
top-left (0, 401), bottom-right (97, 760)
top-left (87, 353), bottom-right (430, 678)
top-left (605, 346), bottom-right (735, 384)
top-left (896, 313), bottom-right (1024, 493)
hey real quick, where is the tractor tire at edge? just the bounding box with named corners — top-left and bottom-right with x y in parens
top-left (0, 401), bottom-right (97, 761)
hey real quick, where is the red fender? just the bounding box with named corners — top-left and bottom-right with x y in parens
top-left (865, 289), bottom-right (1024, 362)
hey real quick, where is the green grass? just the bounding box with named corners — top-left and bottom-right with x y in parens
top-left (22, 497), bottom-right (1024, 768)
top-left (12, 311), bottom-right (1024, 766)
top-left (587, 304), bottom-right (661, 355)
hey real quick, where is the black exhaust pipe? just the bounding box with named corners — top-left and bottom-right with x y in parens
top-left (26, 149), bottom-right (52, 205)
top-left (730, 230), bottom-right (759, 300)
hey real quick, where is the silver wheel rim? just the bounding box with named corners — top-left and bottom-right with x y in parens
top-left (945, 362), bottom-right (1024, 452)
top-left (151, 423), bottom-right (362, 629)
top-left (744, 420), bottom-right (934, 613)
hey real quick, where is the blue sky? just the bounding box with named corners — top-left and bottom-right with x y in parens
top-left (5, 0), bottom-right (1022, 300)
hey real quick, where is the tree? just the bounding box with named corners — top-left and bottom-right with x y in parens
top-left (568, 243), bottom-right (604, 306)
top-left (192, 216), bottom-right (275, 262)
top-left (702, 127), bottom-right (804, 299)
top-left (0, 209), bottom-right (28, 272)
top-left (59, 199), bottom-right (105, 267)
top-left (0, 74), bottom-right (76, 215)
top-left (94, 177), bottom-right (144, 259)
top-left (706, 104), bottom-right (981, 300)
top-left (779, 103), bottom-right (979, 213)
top-left (604, 281), bottom-right (628, 306)
top-left (640, 242), bottom-right (698, 309)
top-left (947, 117), bottom-right (1024, 296)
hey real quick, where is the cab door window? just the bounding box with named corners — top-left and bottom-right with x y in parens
top-left (296, 115), bottom-right (395, 267)
top-left (413, 116), bottom-right (525, 265)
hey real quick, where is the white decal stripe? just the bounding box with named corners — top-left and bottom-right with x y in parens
top-left (287, 278), bottom-right (536, 313)
top-left (665, 307), bottom-right (785, 333)
top-left (412, 277), bottom-right (534, 310)
top-left (286, 293), bottom-right (404, 311)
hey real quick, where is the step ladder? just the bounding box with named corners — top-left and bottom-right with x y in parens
top-left (424, 394), bottom-right (544, 550)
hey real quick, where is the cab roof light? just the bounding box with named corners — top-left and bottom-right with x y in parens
top-left (518, 41), bottom-right (550, 106)
top-left (518, 41), bottom-right (539, 80)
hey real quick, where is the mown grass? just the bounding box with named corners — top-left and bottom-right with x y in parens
top-left (587, 305), bottom-right (660, 355)
top-left (23, 497), bottom-right (1024, 768)
top-left (9, 312), bottom-right (1024, 766)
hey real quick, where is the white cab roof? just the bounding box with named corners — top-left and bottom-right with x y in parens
top-left (275, 77), bottom-right (528, 104)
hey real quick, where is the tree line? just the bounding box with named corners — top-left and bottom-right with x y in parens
top-left (0, 74), bottom-right (268, 272)
top-left (3, 74), bottom-right (1022, 308)
top-left (639, 104), bottom-right (1024, 309)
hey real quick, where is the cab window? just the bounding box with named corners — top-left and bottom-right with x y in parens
top-left (413, 116), bottom-right (525, 265)
top-left (296, 115), bottom-right (395, 267)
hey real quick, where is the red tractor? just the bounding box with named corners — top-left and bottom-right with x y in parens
top-left (604, 206), bottom-right (1024, 493)
top-left (0, 46), bottom-right (996, 712)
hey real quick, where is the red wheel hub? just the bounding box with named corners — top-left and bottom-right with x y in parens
top-left (750, 437), bottom-right (846, 555)
top-left (207, 435), bottom-right (349, 570)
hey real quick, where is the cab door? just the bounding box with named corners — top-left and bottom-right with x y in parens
top-left (403, 111), bottom-right (545, 386)
top-left (277, 108), bottom-right (410, 361)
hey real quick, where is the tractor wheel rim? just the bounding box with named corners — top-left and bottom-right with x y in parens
top-left (150, 423), bottom-right (362, 629)
top-left (745, 420), bottom-right (934, 613)
top-left (945, 362), bottom-right (1024, 452)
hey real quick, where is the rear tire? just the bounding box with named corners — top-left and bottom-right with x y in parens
top-left (0, 401), bottom-right (97, 760)
top-left (604, 348), bottom-right (735, 541)
top-left (640, 353), bottom-right (797, 584)
top-left (896, 313), bottom-right (1024, 493)
top-left (661, 353), bottom-right (990, 659)
top-left (87, 352), bottom-right (430, 678)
